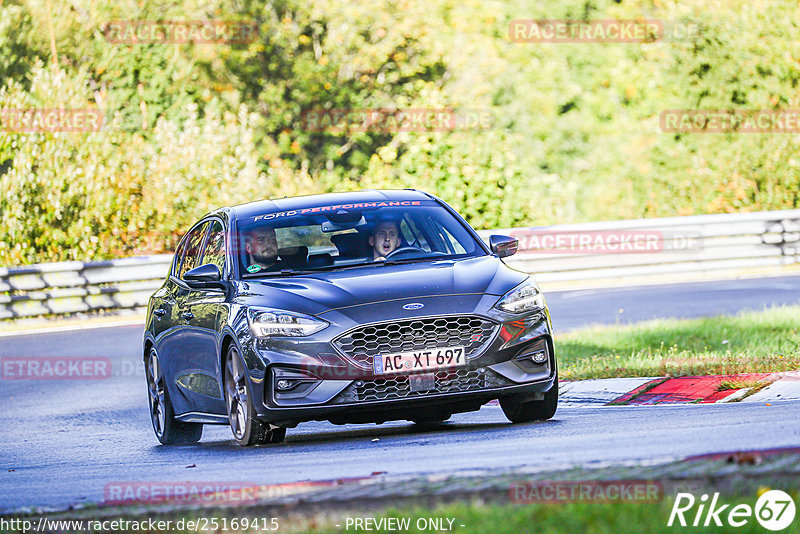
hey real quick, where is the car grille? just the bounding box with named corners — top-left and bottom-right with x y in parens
top-left (331, 368), bottom-right (514, 404)
top-left (332, 315), bottom-right (498, 369)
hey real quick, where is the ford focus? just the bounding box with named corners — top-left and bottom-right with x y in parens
top-left (143, 189), bottom-right (557, 445)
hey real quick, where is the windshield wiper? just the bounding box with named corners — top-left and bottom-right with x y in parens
top-left (381, 256), bottom-right (433, 266)
top-left (242, 268), bottom-right (318, 278)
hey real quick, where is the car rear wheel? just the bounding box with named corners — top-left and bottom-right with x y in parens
top-left (500, 377), bottom-right (558, 423)
top-left (224, 345), bottom-right (286, 446)
top-left (146, 348), bottom-right (203, 445)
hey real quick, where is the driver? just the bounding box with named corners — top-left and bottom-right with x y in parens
top-left (369, 220), bottom-right (401, 261)
top-left (245, 225), bottom-right (279, 270)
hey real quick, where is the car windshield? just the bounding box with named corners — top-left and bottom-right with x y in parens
top-left (236, 200), bottom-right (484, 276)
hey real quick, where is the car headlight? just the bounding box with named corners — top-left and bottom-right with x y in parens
top-left (247, 307), bottom-right (328, 337)
top-left (495, 278), bottom-right (545, 314)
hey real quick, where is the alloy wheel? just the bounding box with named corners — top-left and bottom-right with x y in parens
top-left (146, 348), bottom-right (166, 438)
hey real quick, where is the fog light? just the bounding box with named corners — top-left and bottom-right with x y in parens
top-left (276, 379), bottom-right (293, 391)
top-left (513, 340), bottom-right (550, 373)
top-left (530, 350), bottom-right (548, 364)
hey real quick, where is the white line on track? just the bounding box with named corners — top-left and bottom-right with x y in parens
top-left (0, 319), bottom-right (144, 338)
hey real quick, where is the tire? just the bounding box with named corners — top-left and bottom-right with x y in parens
top-left (500, 377), bottom-right (558, 423)
top-left (224, 345), bottom-right (286, 446)
top-left (268, 427), bottom-right (287, 443)
top-left (145, 348), bottom-right (203, 445)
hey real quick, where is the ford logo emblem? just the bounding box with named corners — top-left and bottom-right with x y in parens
top-left (403, 303), bottom-right (424, 310)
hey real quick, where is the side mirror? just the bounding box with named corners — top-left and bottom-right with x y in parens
top-left (489, 235), bottom-right (519, 258)
top-left (183, 263), bottom-right (224, 289)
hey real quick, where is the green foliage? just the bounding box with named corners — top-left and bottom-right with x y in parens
top-left (1, 0), bottom-right (799, 264)
top-left (0, 63), bottom-right (311, 263)
top-left (0, 1), bottom-right (39, 88)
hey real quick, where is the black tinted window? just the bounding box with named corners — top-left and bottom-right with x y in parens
top-left (171, 235), bottom-right (190, 277)
top-left (178, 222), bottom-right (209, 278)
top-left (201, 220), bottom-right (226, 271)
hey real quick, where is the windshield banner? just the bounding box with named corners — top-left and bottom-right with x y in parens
top-left (253, 200), bottom-right (424, 222)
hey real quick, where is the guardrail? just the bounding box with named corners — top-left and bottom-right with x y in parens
top-left (480, 209), bottom-right (800, 285)
top-left (0, 256), bottom-right (173, 320)
top-left (2, 209), bottom-right (799, 319)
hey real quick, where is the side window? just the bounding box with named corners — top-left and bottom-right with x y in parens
top-left (415, 214), bottom-right (466, 255)
top-left (201, 221), bottom-right (226, 271)
top-left (401, 217), bottom-right (431, 251)
top-left (440, 226), bottom-right (467, 254)
top-left (178, 222), bottom-right (210, 279)
top-left (171, 236), bottom-right (190, 277)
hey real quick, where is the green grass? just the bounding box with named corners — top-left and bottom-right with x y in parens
top-left (716, 378), bottom-right (765, 391)
top-left (557, 306), bottom-right (800, 380)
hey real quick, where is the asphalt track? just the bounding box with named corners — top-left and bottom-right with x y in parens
top-left (1, 275), bottom-right (799, 513)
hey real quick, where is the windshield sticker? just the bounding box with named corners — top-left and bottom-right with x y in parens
top-left (246, 264), bottom-right (262, 273)
top-left (253, 200), bottom-right (423, 222)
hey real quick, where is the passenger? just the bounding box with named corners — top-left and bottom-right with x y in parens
top-left (369, 220), bottom-right (401, 261)
top-left (245, 226), bottom-right (279, 270)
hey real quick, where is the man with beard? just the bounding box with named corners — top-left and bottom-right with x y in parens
top-left (245, 225), bottom-right (279, 271)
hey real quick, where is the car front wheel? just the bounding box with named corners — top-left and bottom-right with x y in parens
top-left (500, 376), bottom-right (558, 423)
top-left (146, 348), bottom-right (203, 444)
top-left (224, 345), bottom-right (286, 446)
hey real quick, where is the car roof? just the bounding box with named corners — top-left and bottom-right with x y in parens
top-left (218, 189), bottom-right (436, 221)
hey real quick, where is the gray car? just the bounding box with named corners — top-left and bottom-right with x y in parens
top-left (143, 189), bottom-right (557, 446)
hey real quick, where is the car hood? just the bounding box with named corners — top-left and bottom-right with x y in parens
top-left (234, 255), bottom-right (527, 316)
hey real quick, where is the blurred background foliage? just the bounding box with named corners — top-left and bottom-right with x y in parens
top-left (1, 0), bottom-right (799, 264)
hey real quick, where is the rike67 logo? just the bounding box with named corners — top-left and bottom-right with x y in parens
top-left (668, 490), bottom-right (796, 531)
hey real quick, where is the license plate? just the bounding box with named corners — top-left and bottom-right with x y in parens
top-left (372, 346), bottom-right (466, 375)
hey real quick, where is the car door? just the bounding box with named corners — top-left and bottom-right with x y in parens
top-left (150, 235), bottom-right (188, 348)
top-left (157, 221), bottom-right (210, 415)
top-left (174, 219), bottom-right (228, 415)
top-left (151, 227), bottom-right (197, 416)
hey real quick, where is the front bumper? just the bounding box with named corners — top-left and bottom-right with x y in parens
top-left (267, 372), bottom-right (555, 426)
top-left (238, 297), bottom-right (556, 425)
